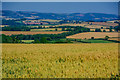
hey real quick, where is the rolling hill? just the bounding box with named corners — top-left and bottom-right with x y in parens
top-left (2, 10), bottom-right (118, 21)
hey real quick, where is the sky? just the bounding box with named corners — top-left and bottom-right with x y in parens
top-left (2, 2), bottom-right (118, 15)
top-left (2, 0), bottom-right (120, 2)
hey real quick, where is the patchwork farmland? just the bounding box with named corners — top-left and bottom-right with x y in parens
top-left (1, 9), bottom-right (120, 79)
top-left (67, 32), bottom-right (119, 39)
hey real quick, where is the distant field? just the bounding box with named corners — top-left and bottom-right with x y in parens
top-left (21, 40), bottom-right (34, 43)
top-left (67, 32), bottom-right (119, 39)
top-left (30, 28), bottom-right (62, 31)
top-left (56, 23), bottom-right (86, 27)
top-left (56, 23), bottom-right (112, 29)
top-left (82, 22), bottom-right (118, 27)
top-left (2, 43), bottom-right (118, 78)
top-left (0, 25), bottom-right (9, 27)
top-left (108, 38), bottom-right (120, 41)
top-left (27, 26), bottom-right (39, 28)
top-left (85, 25), bottom-right (105, 29)
top-left (2, 31), bottom-right (66, 35)
top-left (81, 39), bottom-right (114, 43)
top-left (40, 19), bottom-right (62, 22)
top-left (90, 29), bottom-right (115, 32)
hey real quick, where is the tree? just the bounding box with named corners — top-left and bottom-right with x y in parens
top-left (34, 39), bottom-right (40, 43)
top-left (105, 36), bottom-right (109, 40)
top-left (90, 23), bottom-right (92, 25)
top-left (95, 29), bottom-right (101, 32)
top-left (43, 26), bottom-right (45, 28)
top-left (55, 28), bottom-right (58, 31)
top-left (40, 23), bottom-right (43, 25)
top-left (114, 26), bottom-right (120, 32)
top-left (2, 34), bottom-right (21, 43)
top-left (109, 28), bottom-right (112, 32)
top-left (62, 28), bottom-right (65, 31)
top-left (110, 26), bottom-right (113, 29)
top-left (66, 28), bottom-right (72, 31)
top-left (103, 30), bottom-right (106, 32)
top-left (101, 27), bottom-right (103, 29)
top-left (40, 37), bottom-right (48, 43)
top-left (91, 37), bottom-right (94, 39)
top-left (38, 26), bottom-right (42, 29)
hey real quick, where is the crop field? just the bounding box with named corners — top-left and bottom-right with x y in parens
top-left (2, 31), bottom-right (66, 36)
top-left (67, 32), bottom-right (119, 39)
top-left (90, 29), bottom-right (115, 32)
top-left (27, 26), bottom-right (39, 28)
top-left (56, 23), bottom-right (86, 27)
top-left (21, 40), bottom-right (34, 43)
top-left (80, 39), bottom-right (114, 43)
top-left (0, 25), bottom-right (9, 27)
top-left (40, 19), bottom-right (62, 22)
top-left (85, 25), bottom-right (106, 29)
top-left (2, 43), bottom-right (118, 78)
top-left (108, 38), bottom-right (120, 41)
top-left (30, 28), bottom-right (62, 31)
top-left (56, 23), bottom-right (111, 29)
top-left (82, 22), bottom-right (118, 27)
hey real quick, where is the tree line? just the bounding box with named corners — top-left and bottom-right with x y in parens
top-left (2, 26), bottom-right (90, 43)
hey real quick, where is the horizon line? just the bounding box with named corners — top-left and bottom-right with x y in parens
top-left (2, 9), bottom-right (118, 15)
top-left (1, 0), bottom-right (120, 2)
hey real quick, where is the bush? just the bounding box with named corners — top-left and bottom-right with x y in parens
top-left (34, 39), bottom-right (40, 43)
top-left (101, 27), bottom-right (103, 29)
top-left (95, 29), bottom-right (102, 32)
top-left (103, 30), bottom-right (106, 32)
top-left (55, 28), bottom-right (58, 31)
top-left (109, 28), bottom-right (112, 32)
top-left (105, 36), bottom-right (109, 40)
top-left (91, 37), bottom-right (94, 39)
top-left (40, 37), bottom-right (48, 43)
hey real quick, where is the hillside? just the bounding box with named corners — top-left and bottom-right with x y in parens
top-left (2, 10), bottom-right (118, 21)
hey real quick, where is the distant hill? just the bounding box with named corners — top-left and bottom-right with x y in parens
top-left (2, 10), bottom-right (118, 21)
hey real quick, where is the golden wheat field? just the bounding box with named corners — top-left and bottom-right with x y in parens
top-left (67, 32), bottom-right (119, 39)
top-left (2, 31), bottom-right (66, 36)
top-left (2, 43), bottom-right (118, 78)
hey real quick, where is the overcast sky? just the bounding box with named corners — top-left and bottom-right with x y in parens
top-left (2, 2), bottom-right (118, 15)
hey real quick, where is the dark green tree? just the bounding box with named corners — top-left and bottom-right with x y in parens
top-left (109, 28), bottom-right (112, 32)
top-left (95, 29), bottom-right (102, 32)
top-left (105, 36), bottom-right (109, 40)
top-left (55, 28), bottom-right (58, 31)
top-left (62, 28), bottom-right (65, 31)
top-left (103, 30), bottom-right (106, 32)
top-left (40, 37), bottom-right (48, 43)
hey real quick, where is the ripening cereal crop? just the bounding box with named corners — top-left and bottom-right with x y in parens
top-left (2, 43), bottom-right (118, 78)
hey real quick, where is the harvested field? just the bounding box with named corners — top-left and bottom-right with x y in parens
top-left (56, 23), bottom-right (86, 27)
top-left (56, 23), bottom-right (112, 29)
top-left (85, 25), bottom-right (105, 29)
top-left (40, 19), bottom-right (62, 22)
top-left (82, 22), bottom-right (118, 27)
top-left (67, 32), bottom-right (119, 39)
top-left (90, 29), bottom-right (115, 32)
top-left (108, 38), bottom-right (120, 41)
top-left (30, 28), bottom-right (62, 31)
top-left (2, 31), bottom-right (66, 36)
